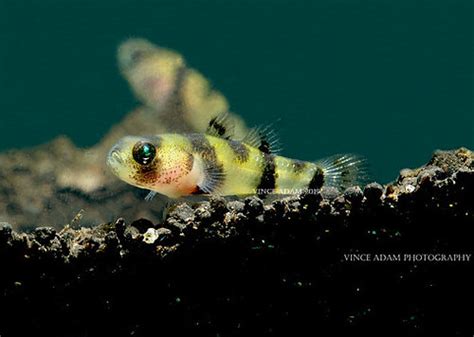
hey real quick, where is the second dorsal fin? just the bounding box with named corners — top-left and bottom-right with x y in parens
top-left (242, 124), bottom-right (281, 154)
top-left (205, 113), bottom-right (235, 140)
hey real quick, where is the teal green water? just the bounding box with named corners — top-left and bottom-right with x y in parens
top-left (0, 0), bottom-right (472, 183)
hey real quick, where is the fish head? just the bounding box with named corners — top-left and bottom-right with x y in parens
top-left (107, 135), bottom-right (198, 198)
top-left (117, 38), bottom-right (185, 108)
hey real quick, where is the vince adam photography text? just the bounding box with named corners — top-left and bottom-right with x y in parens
top-left (343, 253), bottom-right (472, 263)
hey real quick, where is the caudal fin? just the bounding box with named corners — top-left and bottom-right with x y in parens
top-left (315, 154), bottom-right (369, 190)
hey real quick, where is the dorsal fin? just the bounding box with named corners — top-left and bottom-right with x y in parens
top-left (242, 124), bottom-right (282, 154)
top-left (205, 113), bottom-right (235, 140)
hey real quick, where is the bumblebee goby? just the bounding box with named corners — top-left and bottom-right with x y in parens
top-left (107, 116), bottom-right (367, 199)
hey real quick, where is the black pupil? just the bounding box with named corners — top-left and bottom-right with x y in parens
top-left (130, 50), bottom-right (144, 63)
top-left (133, 142), bottom-right (156, 165)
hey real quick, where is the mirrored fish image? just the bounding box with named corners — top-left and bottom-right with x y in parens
top-left (117, 38), bottom-right (248, 137)
top-left (0, 1), bottom-right (472, 337)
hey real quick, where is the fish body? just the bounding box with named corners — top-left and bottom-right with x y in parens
top-left (107, 131), bottom-right (365, 199)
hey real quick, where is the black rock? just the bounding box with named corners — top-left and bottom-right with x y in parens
top-left (33, 226), bottom-right (56, 245)
top-left (131, 218), bottom-right (155, 233)
top-left (0, 148), bottom-right (472, 337)
top-left (344, 186), bottom-right (364, 204)
top-left (244, 196), bottom-right (264, 216)
top-left (363, 182), bottom-right (384, 202)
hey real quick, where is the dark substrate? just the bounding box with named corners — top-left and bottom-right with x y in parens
top-left (0, 148), bottom-right (473, 336)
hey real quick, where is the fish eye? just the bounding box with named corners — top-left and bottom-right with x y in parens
top-left (130, 49), bottom-right (146, 64)
top-left (132, 141), bottom-right (156, 165)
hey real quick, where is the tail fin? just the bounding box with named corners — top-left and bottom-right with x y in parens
top-left (315, 154), bottom-right (369, 190)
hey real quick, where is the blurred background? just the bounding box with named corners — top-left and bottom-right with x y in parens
top-left (0, 0), bottom-right (472, 183)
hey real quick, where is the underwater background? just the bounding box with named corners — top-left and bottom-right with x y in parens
top-left (0, 0), bottom-right (472, 183)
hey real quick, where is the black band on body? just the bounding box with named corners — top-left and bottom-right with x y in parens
top-left (256, 153), bottom-right (277, 198)
top-left (307, 167), bottom-right (325, 191)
